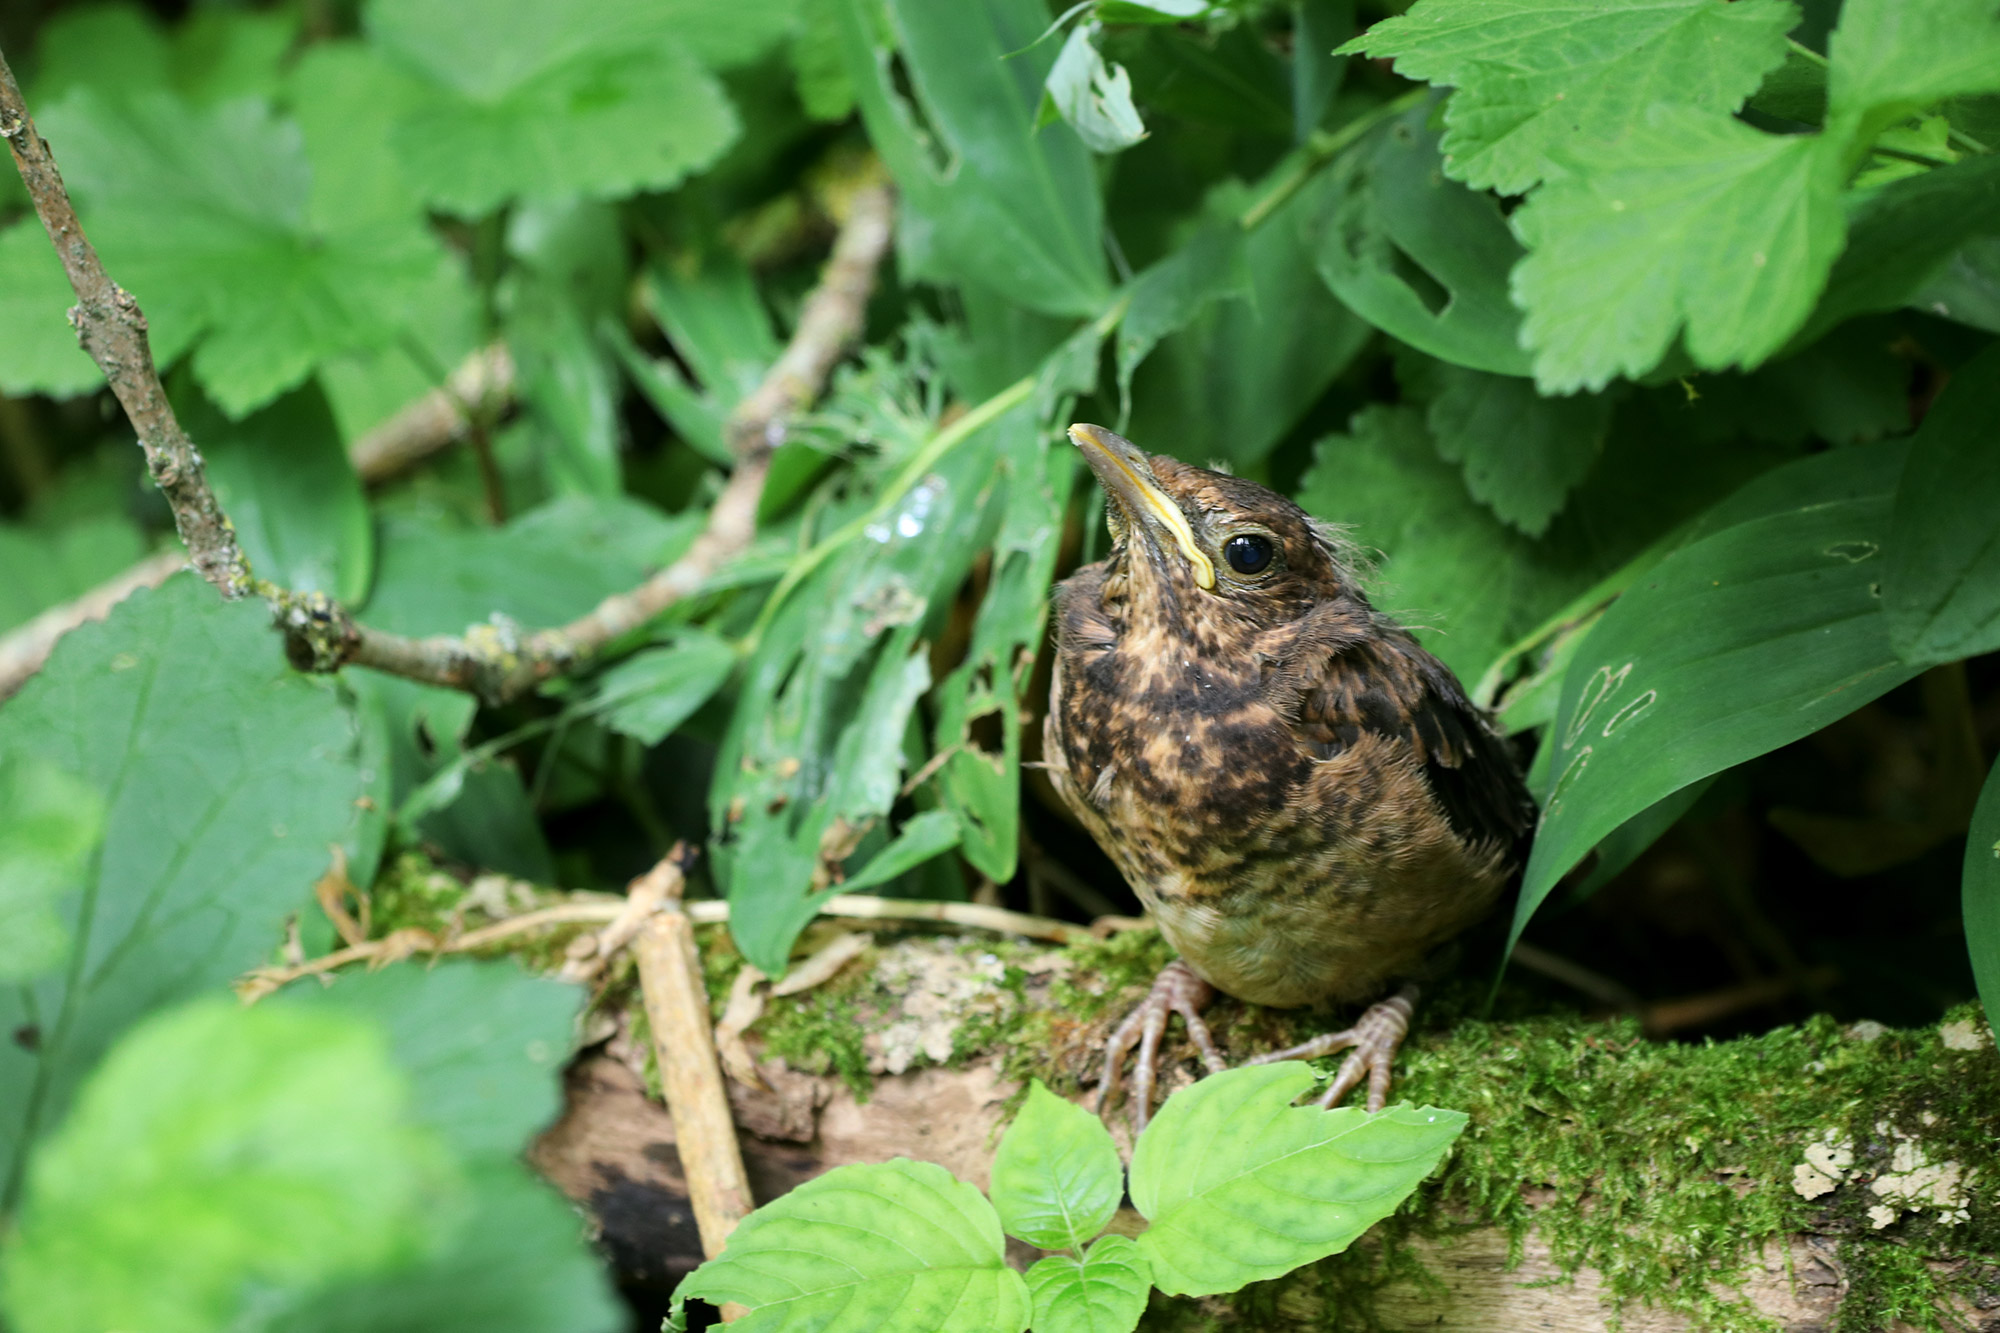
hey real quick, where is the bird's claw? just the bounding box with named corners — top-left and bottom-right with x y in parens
top-left (1243, 985), bottom-right (1418, 1113)
top-left (1097, 959), bottom-right (1225, 1133)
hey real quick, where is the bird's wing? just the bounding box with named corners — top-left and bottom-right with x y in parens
top-left (1292, 627), bottom-right (1537, 857)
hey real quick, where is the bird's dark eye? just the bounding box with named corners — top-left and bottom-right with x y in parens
top-left (1223, 533), bottom-right (1275, 576)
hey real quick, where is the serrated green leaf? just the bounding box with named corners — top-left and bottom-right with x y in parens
top-left (0, 999), bottom-right (445, 1333)
top-left (677, 1158), bottom-right (1031, 1332)
top-left (184, 381), bottom-right (374, 602)
top-left (992, 1081), bottom-right (1123, 1251)
top-left (1827, 0), bottom-right (2000, 145)
top-left (0, 575), bottom-right (364, 1203)
top-left (1048, 23), bottom-right (1148, 154)
top-left (1883, 342), bottom-right (2000, 665)
top-left (39, 89), bottom-right (457, 416)
top-left (837, 0), bottom-right (1110, 316)
top-left (367, 0), bottom-right (740, 215)
top-left (1341, 0), bottom-right (1795, 195)
top-left (1966, 760), bottom-right (2000, 1037)
top-left (0, 222), bottom-right (101, 398)
top-left (1129, 1063), bottom-right (1466, 1297)
top-left (593, 630), bottom-right (738, 745)
top-left (1024, 1236), bottom-right (1151, 1333)
top-left (1512, 107), bottom-right (1846, 392)
top-left (1296, 405), bottom-right (1586, 684)
top-left (1397, 354), bottom-right (1610, 536)
top-left (0, 759), bottom-right (103, 984)
top-left (1508, 445), bottom-right (1921, 954)
top-left (1311, 102), bottom-right (1530, 377)
top-left (31, 2), bottom-right (299, 108)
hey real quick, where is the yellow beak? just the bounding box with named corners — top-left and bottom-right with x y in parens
top-left (1067, 424), bottom-right (1215, 590)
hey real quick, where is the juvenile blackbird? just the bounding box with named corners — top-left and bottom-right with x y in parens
top-left (1045, 424), bottom-right (1535, 1129)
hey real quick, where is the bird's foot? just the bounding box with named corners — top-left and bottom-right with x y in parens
top-left (1244, 985), bottom-right (1419, 1113)
top-left (1097, 959), bottom-right (1227, 1132)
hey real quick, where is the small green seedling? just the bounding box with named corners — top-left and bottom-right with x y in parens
top-left (670, 1062), bottom-right (1467, 1332)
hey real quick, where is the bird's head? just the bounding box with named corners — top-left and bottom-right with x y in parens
top-left (1067, 423), bottom-right (1356, 645)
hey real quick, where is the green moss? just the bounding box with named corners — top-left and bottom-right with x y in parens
top-left (366, 851), bottom-right (465, 936)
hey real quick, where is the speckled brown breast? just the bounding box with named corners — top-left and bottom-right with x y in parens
top-left (1044, 562), bottom-right (1522, 1009)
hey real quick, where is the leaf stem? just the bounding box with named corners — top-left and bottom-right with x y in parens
top-left (1238, 87), bottom-right (1427, 231)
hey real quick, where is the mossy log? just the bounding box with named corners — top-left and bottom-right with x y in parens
top-left (530, 927), bottom-right (2000, 1332)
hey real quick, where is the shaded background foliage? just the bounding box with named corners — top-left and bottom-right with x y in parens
top-left (0, 0), bottom-right (1997, 1328)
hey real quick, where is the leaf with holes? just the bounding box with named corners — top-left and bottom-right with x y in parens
top-left (1508, 445), bottom-right (1922, 954)
top-left (1130, 1063), bottom-right (1466, 1297)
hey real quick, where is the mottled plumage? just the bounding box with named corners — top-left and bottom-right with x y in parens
top-left (1044, 425), bottom-right (1534, 1125)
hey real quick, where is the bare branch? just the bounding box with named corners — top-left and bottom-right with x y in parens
top-left (0, 46), bottom-right (251, 600)
top-left (346, 343), bottom-right (515, 484)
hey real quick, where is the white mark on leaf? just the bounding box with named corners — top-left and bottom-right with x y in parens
top-left (1602, 689), bottom-right (1657, 737)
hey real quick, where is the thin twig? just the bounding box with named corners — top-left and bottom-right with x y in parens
top-left (0, 47), bottom-right (250, 599)
top-left (1, 44), bottom-right (893, 704)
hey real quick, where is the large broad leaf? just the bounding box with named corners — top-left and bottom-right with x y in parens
top-left (0, 760), bottom-right (104, 984)
top-left (184, 381), bottom-right (374, 603)
top-left (0, 516), bottom-right (149, 638)
top-left (1883, 344), bottom-right (2000, 665)
top-left (1511, 108), bottom-right (1847, 393)
top-left (365, 0), bottom-right (740, 215)
top-left (1112, 220), bottom-right (1250, 417)
top-left (1396, 353), bottom-right (1611, 537)
top-left (0, 576), bottom-right (365, 1209)
top-left (990, 1082), bottom-right (1122, 1252)
top-left (1311, 103), bottom-right (1530, 377)
top-left (590, 630), bottom-right (738, 747)
top-left (1967, 760), bottom-right (2000, 1038)
top-left (1129, 1063), bottom-right (1465, 1297)
top-left (836, 0), bottom-right (1109, 318)
top-left (674, 1158), bottom-right (1031, 1332)
top-left (1339, 0), bottom-right (1795, 195)
top-left (37, 90), bottom-right (459, 417)
top-left (1508, 445), bottom-right (1922, 952)
top-left (0, 963), bottom-right (620, 1333)
top-left (1131, 175), bottom-right (1370, 472)
top-left (31, 2), bottom-right (298, 108)
top-left (0, 222), bottom-right (102, 398)
top-left (1825, 0), bottom-right (2000, 143)
top-left (1023, 1237), bottom-right (1150, 1333)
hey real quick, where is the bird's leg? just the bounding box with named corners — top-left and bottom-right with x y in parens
top-left (1244, 986), bottom-right (1419, 1113)
top-left (1097, 959), bottom-right (1228, 1132)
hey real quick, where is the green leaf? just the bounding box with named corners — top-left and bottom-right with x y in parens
top-left (1023, 1236), bottom-right (1151, 1333)
top-left (0, 517), bottom-right (149, 637)
top-left (1130, 174), bottom-right (1369, 471)
top-left (1129, 1063), bottom-right (1466, 1297)
top-left (1826, 0), bottom-right (2000, 145)
top-left (644, 246), bottom-right (782, 412)
top-left (31, 2), bottom-right (299, 108)
top-left (1296, 405), bottom-right (1587, 685)
top-left (592, 630), bottom-right (738, 746)
top-left (366, 0), bottom-right (740, 215)
top-left (1047, 23), bottom-right (1148, 154)
top-left (0, 222), bottom-right (101, 398)
top-left (1883, 342), bottom-right (2000, 665)
top-left (0, 999), bottom-right (445, 1333)
top-left (1397, 354), bottom-right (1610, 536)
top-left (0, 759), bottom-right (103, 984)
top-left (837, 0), bottom-right (1110, 316)
top-left (1913, 235), bottom-right (2000, 333)
top-left (0, 575), bottom-right (365, 1205)
top-left (838, 809), bottom-right (963, 893)
top-left (676, 1158), bottom-right (1031, 1332)
top-left (39, 89), bottom-right (458, 416)
top-left (931, 403), bottom-right (1077, 882)
top-left (1511, 108), bottom-right (1847, 392)
top-left (1341, 0), bottom-right (1795, 195)
top-left (991, 1081), bottom-right (1123, 1251)
top-left (1114, 221), bottom-right (1251, 417)
top-left (184, 381), bottom-right (374, 602)
top-left (1509, 445), bottom-right (1921, 954)
top-left (1311, 102), bottom-right (1530, 377)
top-left (280, 960), bottom-right (581, 1161)
top-left (1966, 758), bottom-right (2000, 1038)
